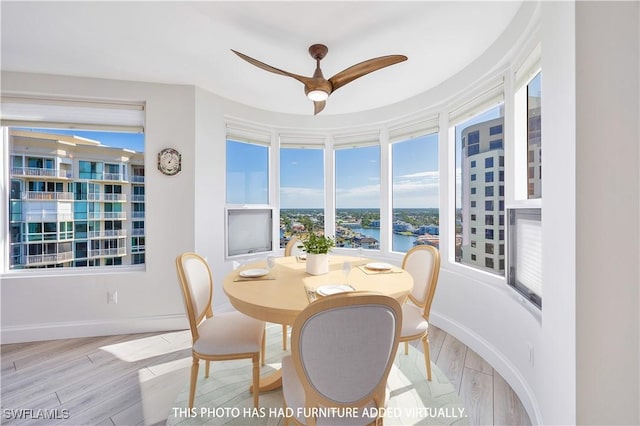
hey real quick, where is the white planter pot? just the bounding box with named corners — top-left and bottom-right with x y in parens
top-left (306, 253), bottom-right (329, 275)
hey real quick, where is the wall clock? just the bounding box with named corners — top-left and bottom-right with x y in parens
top-left (157, 148), bottom-right (181, 176)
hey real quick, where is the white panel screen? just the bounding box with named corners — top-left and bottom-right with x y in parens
top-left (508, 208), bottom-right (542, 308)
top-left (227, 208), bottom-right (272, 257)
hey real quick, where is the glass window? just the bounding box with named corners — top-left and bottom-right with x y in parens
top-left (280, 146), bottom-right (325, 248)
top-left (527, 72), bottom-right (542, 199)
top-left (7, 127), bottom-right (144, 270)
top-left (335, 145), bottom-right (380, 250)
top-left (226, 139), bottom-right (269, 205)
top-left (391, 133), bottom-right (439, 253)
top-left (454, 104), bottom-right (505, 275)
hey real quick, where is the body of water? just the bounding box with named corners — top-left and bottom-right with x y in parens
top-left (349, 227), bottom-right (416, 253)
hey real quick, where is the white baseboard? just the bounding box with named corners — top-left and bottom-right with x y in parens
top-left (430, 310), bottom-right (542, 426)
top-left (1, 314), bottom-right (189, 344)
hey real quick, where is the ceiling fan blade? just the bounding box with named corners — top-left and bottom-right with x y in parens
top-left (231, 49), bottom-right (312, 86)
top-left (329, 55), bottom-right (407, 92)
top-left (313, 100), bottom-right (326, 115)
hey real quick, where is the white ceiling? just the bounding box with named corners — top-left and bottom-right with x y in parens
top-left (1, 1), bottom-right (523, 116)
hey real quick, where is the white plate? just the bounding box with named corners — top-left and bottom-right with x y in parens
top-left (365, 262), bottom-right (393, 271)
top-left (239, 268), bottom-right (269, 278)
top-left (316, 284), bottom-right (354, 296)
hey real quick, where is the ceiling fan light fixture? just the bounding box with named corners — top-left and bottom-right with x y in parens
top-left (307, 89), bottom-right (329, 102)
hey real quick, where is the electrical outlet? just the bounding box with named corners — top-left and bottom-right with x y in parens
top-left (107, 291), bottom-right (118, 304)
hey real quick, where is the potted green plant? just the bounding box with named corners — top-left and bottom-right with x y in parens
top-left (299, 232), bottom-right (335, 275)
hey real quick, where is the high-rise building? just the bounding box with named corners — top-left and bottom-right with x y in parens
top-left (8, 129), bottom-right (145, 269)
top-left (527, 96), bottom-right (542, 199)
top-left (460, 117), bottom-right (505, 274)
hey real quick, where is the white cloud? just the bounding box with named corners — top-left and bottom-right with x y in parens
top-left (280, 187), bottom-right (324, 209)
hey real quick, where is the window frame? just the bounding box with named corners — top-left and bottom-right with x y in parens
top-left (2, 98), bottom-right (146, 274)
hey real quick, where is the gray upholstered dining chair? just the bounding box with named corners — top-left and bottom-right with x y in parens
top-left (281, 236), bottom-right (305, 350)
top-left (282, 292), bottom-right (402, 426)
top-left (176, 252), bottom-right (266, 409)
top-left (398, 244), bottom-right (441, 381)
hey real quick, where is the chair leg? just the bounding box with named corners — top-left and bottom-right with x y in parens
top-left (404, 341), bottom-right (409, 355)
top-left (282, 324), bottom-right (288, 350)
top-left (252, 354), bottom-right (260, 408)
top-left (422, 336), bottom-right (432, 381)
top-left (261, 328), bottom-right (266, 366)
top-left (188, 356), bottom-right (200, 409)
top-left (205, 360), bottom-right (210, 378)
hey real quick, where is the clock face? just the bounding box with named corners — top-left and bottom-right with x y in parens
top-left (158, 148), bottom-right (181, 176)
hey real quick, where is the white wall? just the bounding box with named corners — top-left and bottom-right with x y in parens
top-left (575, 2), bottom-right (639, 424)
top-left (537, 2), bottom-right (577, 424)
top-left (1, 73), bottom-right (196, 340)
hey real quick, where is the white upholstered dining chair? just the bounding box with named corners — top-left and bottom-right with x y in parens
top-left (282, 292), bottom-right (402, 426)
top-left (399, 244), bottom-right (441, 381)
top-left (281, 236), bottom-right (305, 350)
top-left (175, 252), bottom-right (266, 408)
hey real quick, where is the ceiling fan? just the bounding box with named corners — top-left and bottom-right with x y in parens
top-left (231, 44), bottom-right (407, 115)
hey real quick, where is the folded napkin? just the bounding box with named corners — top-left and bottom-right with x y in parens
top-left (233, 271), bottom-right (276, 282)
top-left (357, 265), bottom-right (403, 275)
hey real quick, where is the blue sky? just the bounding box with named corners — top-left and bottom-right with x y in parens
top-left (17, 127), bottom-right (145, 153)
top-left (227, 137), bottom-right (441, 209)
top-left (229, 134), bottom-right (440, 209)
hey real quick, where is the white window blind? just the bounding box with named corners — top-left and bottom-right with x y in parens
top-left (333, 130), bottom-right (380, 148)
top-left (226, 122), bottom-right (271, 145)
top-left (448, 78), bottom-right (504, 125)
top-left (508, 208), bottom-right (542, 308)
top-left (279, 133), bottom-right (325, 149)
top-left (514, 43), bottom-right (542, 89)
top-left (0, 96), bottom-right (145, 132)
top-left (388, 114), bottom-right (439, 142)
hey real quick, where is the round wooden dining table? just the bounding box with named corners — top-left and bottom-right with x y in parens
top-left (223, 254), bottom-right (413, 392)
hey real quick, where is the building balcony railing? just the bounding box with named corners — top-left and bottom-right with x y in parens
top-left (87, 229), bottom-right (127, 239)
top-left (131, 228), bottom-right (145, 236)
top-left (131, 245), bottom-right (146, 253)
top-left (130, 194), bottom-right (145, 202)
top-left (87, 193), bottom-right (127, 202)
top-left (25, 212), bottom-right (74, 222)
top-left (131, 211), bottom-right (145, 219)
top-left (130, 175), bottom-right (145, 184)
top-left (86, 212), bottom-right (127, 220)
top-left (79, 173), bottom-right (126, 182)
top-left (24, 251), bottom-right (74, 266)
top-left (23, 191), bottom-right (75, 201)
top-left (103, 173), bottom-right (124, 181)
top-left (88, 247), bottom-right (126, 258)
top-left (12, 167), bottom-right (73, 179)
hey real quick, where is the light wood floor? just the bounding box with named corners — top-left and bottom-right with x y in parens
top-left (0, 324), bottom-right (531, 426)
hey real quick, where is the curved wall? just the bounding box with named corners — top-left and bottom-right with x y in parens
top-left (196, 2), bottom-right (544, 423)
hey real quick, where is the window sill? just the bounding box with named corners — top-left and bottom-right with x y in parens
top-left (1, 264), bottom-right (146, 280)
